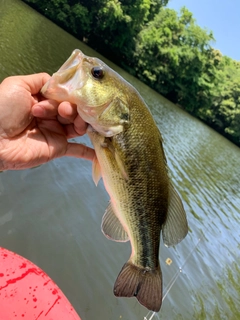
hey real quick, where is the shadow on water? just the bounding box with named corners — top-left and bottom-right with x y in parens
top-left (0, 1), bottom-right (240, 319)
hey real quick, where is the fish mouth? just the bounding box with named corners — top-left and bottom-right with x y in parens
top-left (57, 49), bottom-right (84, 73)
top-left (41, 49), bottom-right (85, 101)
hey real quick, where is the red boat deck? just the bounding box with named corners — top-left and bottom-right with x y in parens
top-left (0, 247), bottom-right (81, 320)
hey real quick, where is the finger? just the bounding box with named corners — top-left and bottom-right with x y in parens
top-left (74, 115), bottom-right (88, 135)
top-left (65, 143), bottom-right (95, 161)
top-left (58, 101), bottom-right (78, 122)
top-left (57, 115), bottom-right (71, 125)
top-left (63, 123), bottom-right (87, 138)
top-left (22, 73), bottom-right (51, 95)
top-left (32, 99), bottom-right (59, 118)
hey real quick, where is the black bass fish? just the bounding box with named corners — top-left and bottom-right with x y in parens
top-left (41, 49), bottom-right (188, 312)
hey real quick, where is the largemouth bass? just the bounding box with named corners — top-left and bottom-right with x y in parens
top-left (41, 49), bottom-right (188, 312)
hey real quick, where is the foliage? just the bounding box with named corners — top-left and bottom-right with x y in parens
top-left (198, 56), bottom-right (240, 144)
top-left (134, 7), bottom-right (216, 113)
top-left (23, 0), bottom-right (168, 61)
top-left (22, 0), bottom-right (240, 146)
top-left (23, 0), bottom-right (91, 35)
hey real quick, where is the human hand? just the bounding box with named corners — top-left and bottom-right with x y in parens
top-left (0, 73), bottom-right (94, 171)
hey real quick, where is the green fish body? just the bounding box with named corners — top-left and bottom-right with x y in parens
top-left (41, 49), bottom-right (188, 312)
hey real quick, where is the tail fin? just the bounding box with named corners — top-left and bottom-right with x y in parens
top-left (113, 261), bottom-right (162, 312)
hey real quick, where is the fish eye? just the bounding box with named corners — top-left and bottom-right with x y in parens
top-left (91, 67), bottom-right (104, 79)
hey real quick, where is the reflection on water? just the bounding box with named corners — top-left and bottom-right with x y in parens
top-left (0, 1), bottom-right (239, 319)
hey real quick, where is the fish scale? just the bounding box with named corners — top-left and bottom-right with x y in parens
top-left (41, 49), bottom-right (188, 312)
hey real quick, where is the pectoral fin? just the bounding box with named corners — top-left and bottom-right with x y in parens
top-left (101, 202), bottom-right (129, 242)
top-left (114, 151), bottom-right (128, 181)
top-left (103, 138), bottom-right (128, 181)
top-left (162, 183), bottom-right (188, 247)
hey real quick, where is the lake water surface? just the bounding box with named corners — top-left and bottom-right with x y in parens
top-left (0, 1), bottom-right (239, 319)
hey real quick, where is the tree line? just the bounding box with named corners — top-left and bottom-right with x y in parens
top-left (22, 0), bottom-right (240, 146)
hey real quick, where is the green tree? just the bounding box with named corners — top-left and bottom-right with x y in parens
top-left (24, 0), bottom-right (169, 64)
top-left (134, 7), bottom-right (216, 113)
top-left (199, 55), bottom-right (240, 144)
top-left (23, 0), bottom-right (90, 35)
top-left (87, 0), bottom-right (169, 62)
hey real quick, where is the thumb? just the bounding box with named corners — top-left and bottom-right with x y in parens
top-left (22, 73), bottom-right (51, 95)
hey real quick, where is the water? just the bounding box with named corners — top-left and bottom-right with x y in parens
top-left (0, 1), bottom-right (239, 319)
